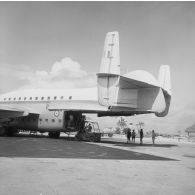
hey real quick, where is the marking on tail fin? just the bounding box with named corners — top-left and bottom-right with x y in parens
top-left (108, 33), bottom-right (115, 73)
top-left (107, 51), bottom-right (113, 58)
top-left (99, 31), bottom-right (120, 75)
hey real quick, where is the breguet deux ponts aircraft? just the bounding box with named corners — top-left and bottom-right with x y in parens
top-left (0, 31), bottom-right (171, 138)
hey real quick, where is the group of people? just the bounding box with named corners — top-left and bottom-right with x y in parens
top-left (126, 129), bottom-right (136, 144)
top-left (126, 126), bottom-right (156, 145)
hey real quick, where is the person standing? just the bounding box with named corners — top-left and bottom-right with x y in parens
top-left (132, 130), bottom-right (136, 143)
top-left (126, 128), bottom-right (131, 144)
top-left (140, 129), bottom-right (144, 145)
top-left (152, 130), bottom-right (156, 145)
top-left (79, 115), bottom-right (86, 132)
top-left (88, 123), bottom-right (92, 132)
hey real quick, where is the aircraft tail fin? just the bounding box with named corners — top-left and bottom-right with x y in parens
top-left (97, 31), bottom-right (120, 106)
top-left (158, 65), bottom-right (171, 96)
top-left (99, 31), bottom-right (120, 75)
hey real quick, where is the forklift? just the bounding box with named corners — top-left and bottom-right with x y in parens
top-left (75, 120), bottom-right (101, 142)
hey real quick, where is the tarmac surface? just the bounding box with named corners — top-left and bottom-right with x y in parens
top-left (0, 134), bottom-right (195, 195)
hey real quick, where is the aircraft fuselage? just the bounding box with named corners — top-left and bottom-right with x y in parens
top-left (0, 88), bottom-right (97, 133)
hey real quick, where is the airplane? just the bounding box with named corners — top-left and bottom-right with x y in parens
top-left (0, 31), bottom-right (171, 138)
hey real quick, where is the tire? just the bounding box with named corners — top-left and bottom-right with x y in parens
top-left (108, 133), bottom-right (113, 137)
top-left (5, 128), bottom-right (18, 137)
top-left (48, 131), bottom-right (60, 138)
top-left (0, 127), bottom-right (6, 136)
top-left (94, 134), bottom-right (101, 142)
top-left (89, 134), bottom-right (95, 142)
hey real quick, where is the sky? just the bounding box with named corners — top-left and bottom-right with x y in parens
top-left (0, 1), bottom-right (195, 134)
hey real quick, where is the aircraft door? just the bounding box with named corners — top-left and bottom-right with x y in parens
top-left (64, 111), bottom-right (82, 132)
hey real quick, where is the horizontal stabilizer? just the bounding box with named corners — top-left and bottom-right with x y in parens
top-left (158, 65), bottom-right (171, 96)
top-left (155, 65), bottom-right (171, 117)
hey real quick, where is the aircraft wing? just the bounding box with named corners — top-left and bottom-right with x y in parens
top-left (48, 100), bottom-right (155, 117)
top-left (0, 104), bottom-right (39, 121)
top-left (48, 100), bottom-right (108, 113)
top-left (119, 75), bottom-right (160, 89)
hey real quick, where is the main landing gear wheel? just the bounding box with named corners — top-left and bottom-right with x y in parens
top-left (0, 127), bottom-right (6, 136)
top-left (4, 128), bottom-right (18, 137)
top-left (89, 134), bottom-right (95, 142)
top-left (48, 131), bottom-right (60, 138)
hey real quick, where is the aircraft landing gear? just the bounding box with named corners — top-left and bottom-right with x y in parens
top-left (0, 127), bottom-right (6, 136)
top-left (48, 131), bottom-right (60, 138)
top-left (6, 128), bottom-right (18, 137)
top-left (0, 127), bottom-right (18, 137)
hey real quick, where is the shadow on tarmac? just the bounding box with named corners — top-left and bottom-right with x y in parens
top-left (100, 140), bottom-right (178, 148)
top-left (0, 136), bottom-right (177, 161)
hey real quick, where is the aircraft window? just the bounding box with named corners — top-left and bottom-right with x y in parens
top-left (45, 119), bottom-right (48, 122)
top-left (24, 97), bottom-right (26, 100)
top-left (61, 96), bottom-right (64, 100)
top-left (47, 97), bottom-right (50, 100)
top-left (39, 119), bottom-right (42, 122)
top-left (14, 98), bottom-right (16, 101)
top-left (9, 98), bottom-right (11, 101)
top-left (54, 96), bottom-right (57, 100)
top-left (19, 97), bottom-right (21, 100)
top-left (52, 119), bottom-right (55, 122)
top-left (4, 98), bottom-right (6, 101)
top-left (29, 97), bottom-right (32, 100)
top-left (41, 97), bottom-right (44, 100)
top-left (35, 97), bottom-right (38, 100)
top-left (59, 119), bottom-right (62, 123)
